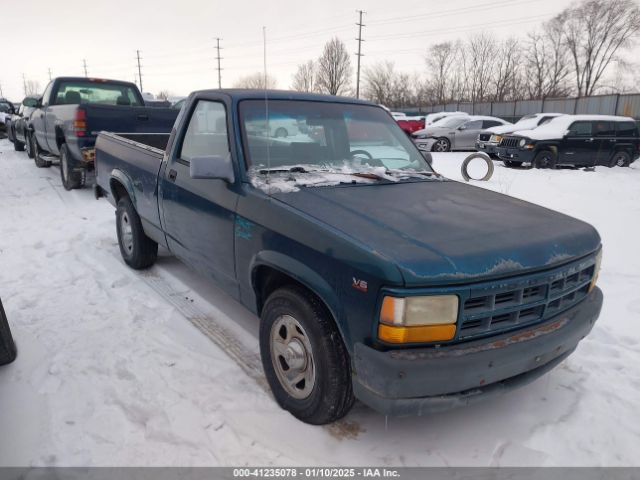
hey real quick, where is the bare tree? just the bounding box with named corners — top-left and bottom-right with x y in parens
top-left (560, 0), bottom-right (640, 96)
top-left (291, 60), bottom-right (317, 92)
top-left (426, 42), bottom-right (457, 103)
top-left (526, 18), bottom-right (572, 99)
top-left (316, 38), bottom-right (352, 96)
top-left (491, 38), bottom-right (522, 101)
top-left (363, 61), bottom-right (394, 105)
top-left (233, 72), bottom-right (277, 89)
top-left (25, 80), bottom-right (41, 96)
top-left (466, 34), bottom-right (497, 102)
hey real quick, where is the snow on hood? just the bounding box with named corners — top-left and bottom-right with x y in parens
top-left (248, 163), bottom-right (440, 193)
top-left (487, 119), bottom-right (540, 135)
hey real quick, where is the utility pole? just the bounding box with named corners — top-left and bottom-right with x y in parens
top-left (215, 38), bottom-right (223, 89)
top-left (82, 59), bottom-right (88, 77)
top-left (22, 74), bottom-right (27, 95)
top-left (355, 10), bottom-right (366, 99)
top-left (0, 82), bottom-right (3, 98)
top-left (47, 68), bottom-right (52, 81)
top-left (136, 50), bottom-right (143, 93)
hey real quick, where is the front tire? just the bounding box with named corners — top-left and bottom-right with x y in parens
top-left (13, 138), bottom-right (25, 152)
top-left (431, 137), bottom-right (451, 152)
top-left (533, 150), bottom-right (556, 169)
top-left (260, 286), bottom-right (354, 425)
top-left (274, 127), bottom-right (288, 138)
top-left (32, 133), bottom-right (51, 168)
top-left (59, 144), bottom-right (84, 190)
top-left (116, 197), bottom-right (158, 270)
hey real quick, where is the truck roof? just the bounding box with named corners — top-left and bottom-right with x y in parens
top-left (189, 89), bottom-right (377, 106)
top-left (52, 76), bottom-right (138, 86)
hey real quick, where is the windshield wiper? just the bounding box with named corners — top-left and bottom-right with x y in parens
top-left (258, 166), bottom-right (311, 174)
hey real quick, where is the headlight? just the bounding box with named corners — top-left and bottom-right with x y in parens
top-left (378, 295), bottom-right (458, 343)
top-left (519, 138), bottom-right (527, 147)
top-left (413, 134), bottom-right (427, 139)
top-left (490, 135), bottom-right (503, 143)
top-left (589, 250), bottom-right (602, 293)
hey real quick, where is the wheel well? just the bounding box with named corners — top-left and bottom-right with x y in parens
top-left (110, 179), bottom-right (129, 203)
top-left (253, 265), bottom-right (329, 318)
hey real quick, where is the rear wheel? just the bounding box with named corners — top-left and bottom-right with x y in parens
top-left (260, 286), bottom-right (354, 424)
top-left (275, 127), bottom-right (288, 138)
top-left (609, 151), bottom-right (631, 167)
top-left (431, 137), bottom-right (451, 152)
top-left (59, 144), bottom-right (84, 190)
top-left (116, 196), bottom-right (158, 269)
top-left (24, 131), bottom-right (35, 158)
top-left (533, 150), bottom-right (556, 169)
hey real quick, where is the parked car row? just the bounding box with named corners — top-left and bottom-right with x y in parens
top-left (407, 109), bottom-right (640, 168)
top-left (5, 77), bottom-right (179, 190)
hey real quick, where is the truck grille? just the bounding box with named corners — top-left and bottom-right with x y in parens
top-left (499, 137), bottom-right (520, 148)
top-left (478, 133), bottom-right (491, 142)
top-left (459, 257), bottom-right (597, 340)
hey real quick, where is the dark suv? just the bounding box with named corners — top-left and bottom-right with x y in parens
top-left (496, 115), bottom-right (640, 168)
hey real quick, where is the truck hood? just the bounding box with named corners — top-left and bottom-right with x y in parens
top-left (272, 180), bottom-right (600, 286)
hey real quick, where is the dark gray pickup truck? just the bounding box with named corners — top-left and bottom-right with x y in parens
top-left (95, 90), bottom-right (603, 425)
top-left (28, 77), bottom-right (178, 190)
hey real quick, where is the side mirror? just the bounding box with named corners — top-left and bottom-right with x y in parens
top-left (189, 154), bottom-right (235, 183)
top-left (458, 125), bottom-right (466, 131)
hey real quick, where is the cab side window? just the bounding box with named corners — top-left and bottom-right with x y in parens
top-left (568, 121), bottom-right (592, 136)
top-left (179, 101), bottom-right (229, 162)
top-left (593, 121), bottom-right (615, 137)
top-left (483, 120), bottom-right (503, 128)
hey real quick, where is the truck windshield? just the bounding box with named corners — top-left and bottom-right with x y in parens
top-left (239, 100), bottom-right (432, 173)
top-left (54, 80), bottom-right (143, 107)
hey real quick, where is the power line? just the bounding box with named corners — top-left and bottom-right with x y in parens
top-left (215, 38), bottom-right (223, 89)
top-left (82, 59), bottom-right (88, 77)
top-left (355, 10), bottom-right (366, 99)
top-left (136, 50), bottom-right (143, 92)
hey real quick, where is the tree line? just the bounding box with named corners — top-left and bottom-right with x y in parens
top-left (241, 0), bottom-right (640, 108)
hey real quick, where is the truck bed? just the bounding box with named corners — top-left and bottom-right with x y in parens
top-left (95, 132), bottom-right (170, 241)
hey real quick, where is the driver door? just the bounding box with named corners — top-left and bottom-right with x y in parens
top-left (160, 98), bottom-right (240, 295)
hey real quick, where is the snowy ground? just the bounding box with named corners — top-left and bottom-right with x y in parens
top-left (1, 139), bottom-right (639, 467)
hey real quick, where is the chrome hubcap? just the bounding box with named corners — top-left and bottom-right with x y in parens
top-left (616, 156), bottom-right (625, 166)
top-left (120, 212), bottom-right (134, 254)
top-left (270, 314), bottom-right (315, 399)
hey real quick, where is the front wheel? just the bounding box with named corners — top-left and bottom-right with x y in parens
top-left (533, 150), bottom-right (556, 169)
top-left (260, 286), bottom-right (354, 425)
top-left (431, 137), bottom-right (451, 152)
top-left (32, 133), bottom-right (51, 168)
top-left (116, 197), bottom-right (158, 270)
top-left (59, 144), bottom-right (84, 190)
top-left (13, 138), bottom-right (25, 152)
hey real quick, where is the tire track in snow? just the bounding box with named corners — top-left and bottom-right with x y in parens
top-left (129, 264), bottom-right (363, 439)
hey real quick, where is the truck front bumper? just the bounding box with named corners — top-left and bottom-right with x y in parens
top-left (352, 287), bottom-right (603, 416)
top-left (496, 146), bottom-right (536, 163)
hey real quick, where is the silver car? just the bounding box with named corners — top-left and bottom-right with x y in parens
top-left (412, 115), bottom-right (511, 152)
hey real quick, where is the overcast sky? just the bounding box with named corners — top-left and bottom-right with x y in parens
top-left (0, 0), bottom-right (630, 100)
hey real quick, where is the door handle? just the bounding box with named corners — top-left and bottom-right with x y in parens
top-left (168, 169), bottom-right (177, 181)
top-left (137, 114), bottom-right (149, 121)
